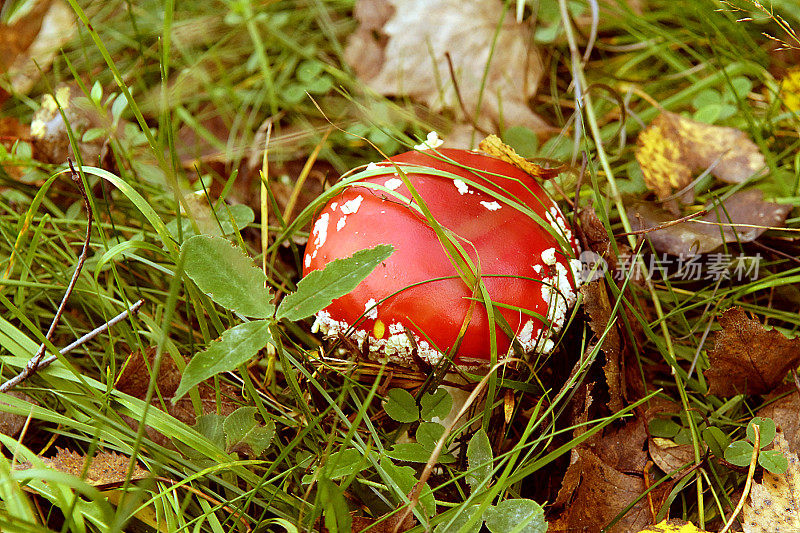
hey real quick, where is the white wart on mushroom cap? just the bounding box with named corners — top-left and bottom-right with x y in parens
top-left (304, 147), bottom-right (581, 367)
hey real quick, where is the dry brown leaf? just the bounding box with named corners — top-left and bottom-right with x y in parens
top-left (29, 449), bottom-right (149, 490)
top-left (0, 391), bottom-right (35, 438)
top-left (742, 432), bottom-right (800, 532)
top-left (116, 347), bottom-right (239, 448)
top-left (580, 280), bottom-right (624, 412)
top-left (758, 388), bottom-right (800, 452)
top-left (349, 511), bottom-right (416, 533)
top-left (628, 189), bottom-right (792, 256)
top-left (345, 0), bottom-right (550, 141)
top-left (550, 447), bottom-right (654, 532)
top-left (635, 112), bottom-right (767, 199)
top-left (0, 0), bottom-right (76, 96)
top-left (648, 437), bottom-right (694, 474)
top-left (704, 307), bottom-right (800, 397)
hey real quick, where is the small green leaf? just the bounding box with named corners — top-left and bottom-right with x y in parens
top-left (380, 456), bottom-right (435, 518)
top-left (383, 388), bottom-right (419, 423)
top-left (693, 104), bottom-right (721, 124)
top-left (483, 499), bottom-right (547, 533)
top-left (434, 505), bottom-right (483, 533)
top-left (747, 417), bottom-right (776, 448)
top-left (692, 89), bottom-right (721, 110)
top-left (702, 426), bottom-right (730, 458)
top-left (174, 320), bottom-right (272, 400)
top-left (649, 418), bottom-right (681, 439)
top-left (466, 428), bottom-right (493, 494)
top-left (182, 235), bottom-right (274, 318)
top-left (759, 449), bottom-right (789, 474)
top-left (82, 127), bottom-right (106, 143)
top-left (502, 126), bottom-right (539, 158)
top-left (319, 478), bottom-right (352, 533)
top-left (385, 442), bottom-right (433, 463)
top-left (416, 422), bottom-right (446, 449)
top-left (420, 388), bottom-right (453, 421)
top-left (730, 77), bottom-right (753, 99)
top-left (725, 440), bottom-right (755, 467)
top-left (276, 245), bottom-right (393, 321)
top-left (223, 406), bottom-right (275, 457)
top-left (324, 448), bottom-right (369, 480)
top-left (90, 81), bottom-right (102, 103)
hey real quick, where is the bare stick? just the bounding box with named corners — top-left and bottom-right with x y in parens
top-left (0, 161), bottom-right (92, 392)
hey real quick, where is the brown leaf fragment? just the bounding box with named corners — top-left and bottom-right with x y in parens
top-left (580, 280), bottom-right (624, 411)
top-left (0, 392), bottom-right (35, 438)
top-left (550, 447), bottom-right (654, 532)
top-left (32, 449), bottom-right (149, 490)
top-left (704, 307), bottom-right (800, 397)
top-left (742, 432), bottom-right (800, 532)
top-left (636, 112), bottom-right (767, 199)
top-left (116, 347), bottom-right (239, 448)
top-left (629, 188), bottom-right (792, 256)
top-left (345, 0), bottom-right (550, 139)
top-left (0, 0), bottom-right (76, 96)
top-left (758, 388), bottom-right (800, 452)
top-left (350, 510), bottom-right (416, 532)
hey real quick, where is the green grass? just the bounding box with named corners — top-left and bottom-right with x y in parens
top-left (1, 0), bottom-right (799, 530)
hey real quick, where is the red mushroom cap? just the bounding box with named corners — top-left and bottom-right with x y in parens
top-left (303, 145), bottom-right (581, 367)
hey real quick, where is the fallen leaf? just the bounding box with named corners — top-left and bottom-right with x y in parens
top-left (550, 447), bottom-right (654, 532)
top-left (580, 280), bottom-right (624, 412)
top-left (628, 188), bottom-right (792, 256)
top-left (0, 0), bottom-right (76, 96)
top-left (742, 432), bottom-right (800, 532)
top-left (704, 307), bottom-right (800, 397)
top-left (478, 134), bottom-right (563, 179)
top-left (758, 388), bottom-right (800, 452)
top-left (116, 347), bottom-right (240, 448)
top-left (0, 391), bottom-right (35, 437)
top-left (635, 519), bottom-right (711, 532)
top-left (350, 511), bottom-right (416, 532)
top-left (32, 449), bottom-right (149, 490)
top-left (635, 112), bottom-right (767, 199)
top-left (345, 0), bottom-right (550, 141)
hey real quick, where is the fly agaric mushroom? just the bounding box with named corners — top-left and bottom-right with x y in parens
top-left (303, 139), bottom-right (581, 367)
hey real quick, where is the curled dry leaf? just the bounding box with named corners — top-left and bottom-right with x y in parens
top-left (478, 134), bottom-right (564, 179)
top-left (742, 432), bottom-right (800, 532)
top-left (628, 188), bottom-right (792, 256)
top-left (635, 111), bottom-right (767, 200)
top-left (580, 280), bottom-right (624, 412)
top-left (345, 0), bottom-right (550, 143)
top-left (0, 0), bottom-right (76, 97)
top-left (704, 307), bottom-right (800, 397)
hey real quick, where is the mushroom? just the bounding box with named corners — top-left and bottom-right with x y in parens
top-left (303, 142), bottom-right (582, 368)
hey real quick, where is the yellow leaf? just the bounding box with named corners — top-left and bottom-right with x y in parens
top-left (478, 134), bottom-right (562, 179)
top-left (781, 66), bottom-right (800, 112)
top-left (742, 432), bottom-right (800, 532)
top-left (635, 518), bottom-right (711, 532)
top-left (635, 112), bottom-right (766, 199)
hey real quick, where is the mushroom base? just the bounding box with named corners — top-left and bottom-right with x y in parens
top-left (311, 309), bottom-right (564, 369)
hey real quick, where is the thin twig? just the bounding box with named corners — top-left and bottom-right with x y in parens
top-left (0, 300), bottom-right (146, 392)
top-left (0, 161), bottom-right (92, 392)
